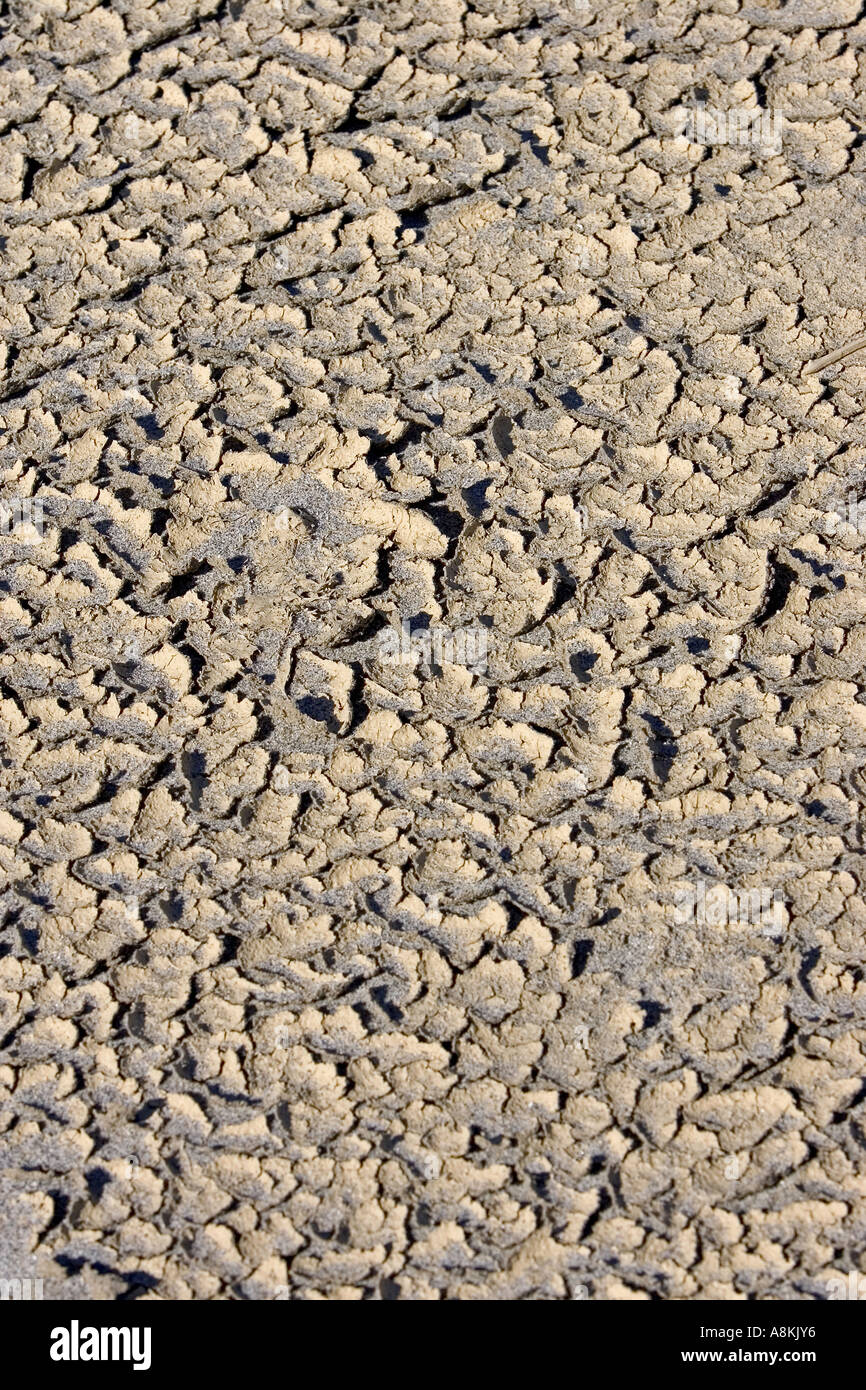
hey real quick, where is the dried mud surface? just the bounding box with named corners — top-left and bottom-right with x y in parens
top-left (1, 0), bottom-right (866, 1301)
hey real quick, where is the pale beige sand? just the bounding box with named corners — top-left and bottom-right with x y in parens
top-left (0, 0), bottom-right (865, 1300)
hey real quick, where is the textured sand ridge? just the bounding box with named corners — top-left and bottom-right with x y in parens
top-left (1, 0), bottom-right (865, 1301)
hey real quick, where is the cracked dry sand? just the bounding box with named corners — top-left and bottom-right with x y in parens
top-left (1, 0), bottom-right (865, 1303)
